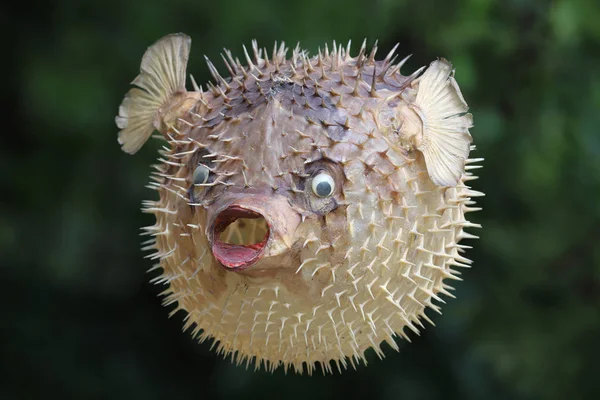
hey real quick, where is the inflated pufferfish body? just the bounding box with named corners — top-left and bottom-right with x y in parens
top-left (115, 33), bottom-right (482, 374)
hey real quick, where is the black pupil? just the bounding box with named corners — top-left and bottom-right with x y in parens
top-left (316, 181), bottom-right (332, 197)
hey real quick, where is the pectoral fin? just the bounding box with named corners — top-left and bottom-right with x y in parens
top-left (405, 59), bottom-right (473, 186)
top-left (115, 33), bottom-right (191, 154)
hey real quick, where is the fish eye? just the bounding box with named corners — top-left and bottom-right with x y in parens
top-left (311, 173), bottom-right (335, 198)
top-left (193, 163), bottom-right (210, 185)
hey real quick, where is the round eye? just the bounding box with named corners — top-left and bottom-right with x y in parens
top-left (192, 164), bottom-right (210, 185)
top-left (312, 173), bottom-right (335, 198)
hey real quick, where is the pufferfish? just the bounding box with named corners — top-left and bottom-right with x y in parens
top-left (115, 33), bottom-right (482, 374)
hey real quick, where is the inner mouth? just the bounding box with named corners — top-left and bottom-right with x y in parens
top-left (212, 206), bottom-right (270, 270)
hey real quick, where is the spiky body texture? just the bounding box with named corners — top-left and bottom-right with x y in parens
top-left (137, 39), bottom-right (482, 374)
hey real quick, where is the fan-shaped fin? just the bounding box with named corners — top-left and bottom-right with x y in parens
top-left (115, 33), bottom-right (191, 154)
top-left (413, 59), bottom-right (473, 186)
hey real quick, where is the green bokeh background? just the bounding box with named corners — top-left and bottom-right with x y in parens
top-left (3, 0), bottom-right (600, 399)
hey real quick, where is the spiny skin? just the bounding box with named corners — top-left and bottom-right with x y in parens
top-left (123, 36), bottom-right (482, 374)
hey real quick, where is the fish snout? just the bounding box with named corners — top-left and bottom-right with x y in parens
top-left (209, 196), bottom-right (300, 271)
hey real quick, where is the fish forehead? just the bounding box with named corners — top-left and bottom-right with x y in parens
top-left (180, 76), bottom-right (400, 188)
top-left (194, 100), bottom-right (323, 178)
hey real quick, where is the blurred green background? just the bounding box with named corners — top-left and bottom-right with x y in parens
top-left (3, 0), bottom-right (600, 399)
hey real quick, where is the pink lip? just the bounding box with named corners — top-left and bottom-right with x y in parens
top-left (211, 206), bottom-right (269, 271)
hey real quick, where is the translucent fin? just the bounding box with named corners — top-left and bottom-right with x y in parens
top-left (413, 59), bottom-right (473, 186)
top-left (115, 33), bottom-right (191, 154)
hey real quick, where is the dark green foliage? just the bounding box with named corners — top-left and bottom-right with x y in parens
top-left (2, 0), bottom-right (599, 399)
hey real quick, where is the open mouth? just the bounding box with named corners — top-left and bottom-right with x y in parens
top-left (212, 206), bottom-right (270, 270)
